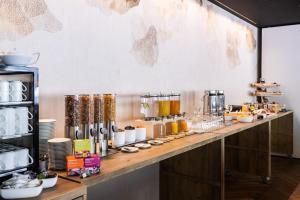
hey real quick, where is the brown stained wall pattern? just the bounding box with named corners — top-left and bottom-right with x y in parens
top-left (226, 31), bottom-right (241, 68)
top-left (0, 0), bottom-right (62, 41)
top-left (132, 25), bottom-right (158, 67)
top-left (196, 0), bottom-right (203, 6)
top-left (245, 27), bottom-right (257, 51)
top-left (87, 0), bottom-right (140, 14)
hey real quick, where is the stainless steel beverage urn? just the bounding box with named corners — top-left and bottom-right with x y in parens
top-left (203, 90), bottom-right (218, 116)
top-left (203, 90), bottom-right (225, 116)
top-left (217, 90), bottom-right (225, 116)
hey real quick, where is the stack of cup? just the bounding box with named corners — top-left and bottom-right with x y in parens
top-left (39, 119), bottom-right (56, 155)
top-left (15, 107), bottom-right (33, 135)
top-left (9, 81), bottom-right (27, 102)
top-left (0, 80), bottom-right (10, 102)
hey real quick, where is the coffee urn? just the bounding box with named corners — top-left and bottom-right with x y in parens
top-left (217, 90), bottom-right (225, 116)
top-left (203, 90), bottom-right (218, 116)
top-left (203, 90), bottom-right (225, 116)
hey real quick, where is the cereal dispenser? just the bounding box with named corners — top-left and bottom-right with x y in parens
top-left (93, 94), bottom-right (104, 152)
top-left (65, 95), bottom-right (80, 141)
top-left (100, 94), bottom-right (117, 155)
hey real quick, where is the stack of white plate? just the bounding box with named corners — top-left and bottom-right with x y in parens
top-left (39, 119), bottom-right (56, 155)
top-left (48, 138), bottom-right (72, 170)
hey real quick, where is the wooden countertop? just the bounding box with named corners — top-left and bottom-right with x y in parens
top-left (25, 178), bottom-right (86, 200)
top-left (59, 111), bottom-right (293, 187)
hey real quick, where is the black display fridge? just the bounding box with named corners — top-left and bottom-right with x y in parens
top-left (0, 66), bottom-right (39, 179)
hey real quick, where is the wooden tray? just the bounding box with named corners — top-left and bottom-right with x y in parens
top-left (251, 82), bottom-right (280, 88)
top-left (252, 91), bottom-right (283, 97)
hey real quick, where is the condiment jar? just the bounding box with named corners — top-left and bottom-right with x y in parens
top-left (177, 119), bottom-right (188, 132)
top-left (153, 118), bottom-right (166, 138)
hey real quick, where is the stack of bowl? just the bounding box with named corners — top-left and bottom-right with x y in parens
top-left (48, 138), bottom-right (72, 170)
top-left (39, 119), bottom-right (56, 155)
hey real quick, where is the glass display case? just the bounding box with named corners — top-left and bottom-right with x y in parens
top-left (0, 66), bottom-right (39, 179)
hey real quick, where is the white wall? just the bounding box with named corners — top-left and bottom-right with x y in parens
top-left (0, 0), bottom-right (257, 137)
top-left (262, 25), bottom-right (300, 158)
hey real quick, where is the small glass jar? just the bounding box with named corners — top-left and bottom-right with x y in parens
top-left (153, 121), bottom-right (166, 138)
top-left (177, 119), bottom-right (188, 132)
top-left (158, 94), bottom-right (170, 117)
top-left (170, 93), bottom-right (181, 116)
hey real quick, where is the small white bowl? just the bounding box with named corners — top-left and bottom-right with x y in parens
top-left (135, 128), bottom-right (146, 141)
top-left (237, 116), bottom-right (254, 123)
top-left (224, 116), bottom-right (233, 121)
top-left (125, 129), bottom-right (136, 144)
top-left (41, 173), bottom-right (58, 189)
top-left (1, 52), bottom-right (39, 67)
top-left (113, 131), bottom-right (125, 147)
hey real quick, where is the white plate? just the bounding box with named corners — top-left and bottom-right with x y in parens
top-left (134, 143), bottom-right (151, 149)
top-left (48, 138), bottom-right (71, 143)
top-left (148, 140), bottom-right (164, 145)
top-left (39, 119), bottom-right (56, 123)
top-left (121, 147), bottom-right (139, 153)
top-left (156, 136), bottom-right (174, 142)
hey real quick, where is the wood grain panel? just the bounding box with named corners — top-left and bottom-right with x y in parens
top-left (225, 122), bottom-right (270, 178)
top-left (271, 113), bottom-right (293, 155)
top-left (160, 140), bottom-right (223, 200)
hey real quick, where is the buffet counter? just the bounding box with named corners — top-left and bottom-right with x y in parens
top-left (39, 111), bottom-right (292, 200)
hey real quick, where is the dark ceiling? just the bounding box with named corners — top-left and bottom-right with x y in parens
top-left (208, 0), bottom-right (300, 28)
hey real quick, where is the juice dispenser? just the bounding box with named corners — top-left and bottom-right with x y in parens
top-left (170, 93), bottom-right (181, 116)
top-left (158, 94), bottom-right (170, 117)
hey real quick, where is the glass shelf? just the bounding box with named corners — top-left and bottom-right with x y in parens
top-left (0, 133), bottom-right (33, 140)
top-left (0, 166), bottom-right (28, 177)
top-left (0, 101), bottom-right (33, 107)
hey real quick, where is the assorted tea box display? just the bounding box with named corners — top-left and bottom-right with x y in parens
top-left (74, 139), bottom-right (92, 158)
top-left (66, 154), bottom-right (101, 177)
top-left (66, 139), bottom-right (101, 177)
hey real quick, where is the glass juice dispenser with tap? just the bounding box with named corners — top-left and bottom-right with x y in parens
top-left (170, 93), bottom-right (181, 116)
top-left (140, 94), bottom-right (159, 120)
top-left (159, 94), bottom-right (170, 117)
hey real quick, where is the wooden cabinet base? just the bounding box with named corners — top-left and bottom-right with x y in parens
top-left (271, 112), bottom-right (293, 156)
top-left (160, 140), bottom-right (224, 200)
top-left (225, 122), bottom-right (271, 178)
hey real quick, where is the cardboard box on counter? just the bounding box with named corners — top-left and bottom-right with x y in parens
top-left (67, 154), bottom-right (101, 177)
